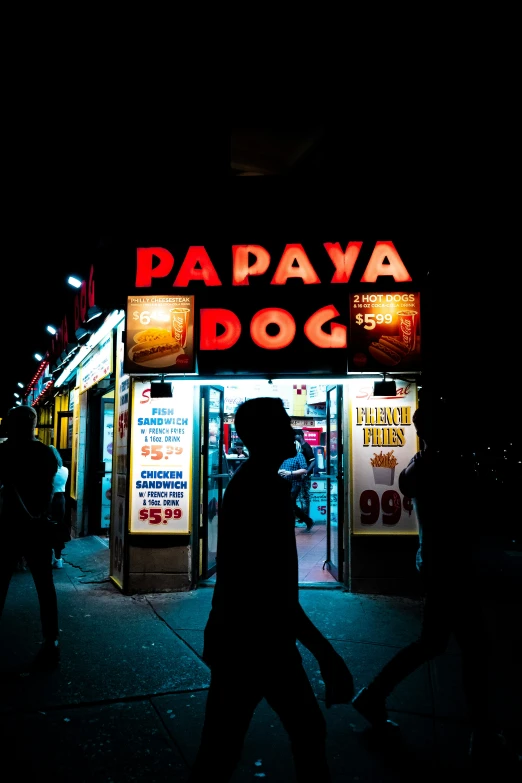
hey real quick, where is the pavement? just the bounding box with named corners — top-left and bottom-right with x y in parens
top-left (0, 536), bottom-right (520, 782)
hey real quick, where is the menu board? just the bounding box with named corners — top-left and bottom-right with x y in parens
top-left (125, 295), bottom-right (195, 374)
top-left (129, 380), bottom-right (193, 534)
top-left (80, 333), bottom-right (112, 392)
top-left (349, 379), bottom-right (419, 534)
top-left (348, 292), bottom-right (421, 372)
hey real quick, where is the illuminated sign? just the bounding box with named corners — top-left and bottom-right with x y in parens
top-left (80, 333), bottom-right (112, 392)
top-left (349, 381), bottom-right (419, 535)
top-left (349, 292), bottom-right (421, 371)
top-left (129, 381), bottom-right (193, 534)
top-left (135, 242), bottom-right (412, 287)
top-left (124, 295), bottom-right (195, 374)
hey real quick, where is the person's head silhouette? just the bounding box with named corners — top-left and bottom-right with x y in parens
top-left (6, 405), bottom-right (37, 440)
top-left (234, 397), bottom-right (295, 465)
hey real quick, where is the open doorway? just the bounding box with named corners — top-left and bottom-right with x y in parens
top-left (198, 379), bottom-right (343, 585)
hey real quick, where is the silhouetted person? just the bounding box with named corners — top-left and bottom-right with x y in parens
top-left (0, 405), bottom-right (59, 671)
top-left (190, 397), bottom-right (354, 782)
top-left (227, 438), bottom-right (249, 475)
top-left (279, 448), bottom-right (314, 530)
top-left (352, 399), bottom-right (521, 771)
top-left (49, 446), bottom-right (69, 569)
top-left (294, 429), bottom-right (315, 519)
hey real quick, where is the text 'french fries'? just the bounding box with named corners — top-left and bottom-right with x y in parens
top-left (370, 450), bottom-right (398, 468)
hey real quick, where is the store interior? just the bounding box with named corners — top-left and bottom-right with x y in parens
top-left (210, 379), bottom-right (339, 585)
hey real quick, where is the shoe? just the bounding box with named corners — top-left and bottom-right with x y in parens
top-left (31, 640), bottom-right (60, 672)
top-left (469, 730), bottom-right (522, 770)
top-left (53, 558), bottom-right (63, 569)
top-left (305, 518), bottom-right (314, 531)
top-left (352, 687), bottom-right (399, 731)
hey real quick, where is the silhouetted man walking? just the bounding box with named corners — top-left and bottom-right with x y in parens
top-left (0, 405), bottom-right (59, 671)
top-left (190, 397), bottom-right (353, 782)
top-left (352, 399), bottom-right (521, 772)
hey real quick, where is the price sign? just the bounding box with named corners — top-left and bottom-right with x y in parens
top-left (125, 295), bottom-right (195, 374)
top-left (139, 508), bottom-right (183, 523)
top-left (349, 380), bottom-right (419, 535)
top-left (349, 292), bottom-right (421, 372)
top-left (130, 380), bottom-right (194, 534)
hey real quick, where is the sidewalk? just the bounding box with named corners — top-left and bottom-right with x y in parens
top-left (1, 536), bottom-right (520, 782)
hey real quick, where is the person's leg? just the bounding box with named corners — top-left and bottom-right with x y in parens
top-left (299, 479), bottom-right (311, 518)
top-left (0, 546), bottom-right (18, 617)
top-left (25, 542), bottom-right (60, 669)
top-left (265, 651), bottom-right (331, 782)
top-left (51, 494), bottom-right (65, 566)
top-left (189, 664), bottom-right (262, 782)
top-left (292, 487), bottom-right (313, 529)
top-left (353, 587), bottom-right (452, 728)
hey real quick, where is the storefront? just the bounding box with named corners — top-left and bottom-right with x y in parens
top-left (28, 239), bottom-right (426, 596)
top-left (102, 239), bottom-right (424, 595)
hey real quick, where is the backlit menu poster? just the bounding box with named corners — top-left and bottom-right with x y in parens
top-left (129, 380), bottom-right (193, 534)
top-left (348, 292), bottom-right (421, 372)
top-left (349, 379), bottom-right (419, 534)
top-left (124, 295), bottom-right (194, 374)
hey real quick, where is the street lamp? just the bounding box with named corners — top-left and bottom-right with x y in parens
top-left (67, 275), bottom-right (82, 289)
top-left (34, 352), bottom-right (44, 362)
top-left (46, 324), bottom-right (58, 335)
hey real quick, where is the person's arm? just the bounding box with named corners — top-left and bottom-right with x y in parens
top-left (398, 450), bottom-right (424, 498)
top-left (296, 604), bottom-right (354, 707)
top-left (279, 456), bottom-right (307, 479)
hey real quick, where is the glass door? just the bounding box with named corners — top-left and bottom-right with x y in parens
top-left (100, 391), bottom-right (115, 532)
top-left (199, 386), bottom-right (228, 579)
top-left (324, 384), bottom-right (343, 581)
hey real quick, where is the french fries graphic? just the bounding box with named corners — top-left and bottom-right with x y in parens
top-left (370, 450), bottom-right (398, 468)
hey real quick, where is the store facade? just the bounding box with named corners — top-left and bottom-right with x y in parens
top-left (26, 239), bottom-right (425, 596)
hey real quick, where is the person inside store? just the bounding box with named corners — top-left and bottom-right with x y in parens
top-left (293, 430), bottom-right (316, 524)
top-left (0, 405), bottom-right (60, 672)
top-left (49, 446), bottom-right (70, 569)
top-left (279, 447), bottom-right (314, 531)
top-left (190, 396), bottom-right (354, 783)
top-left (227, 438), bottom-right (249, 476)
top-left (351, 398), bottom-right (521, 772)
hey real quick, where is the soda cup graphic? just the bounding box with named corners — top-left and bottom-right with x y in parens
top-left (170, 307), bottom-right (190, 348)
top-left (397, 310), bottom-right (417, 352)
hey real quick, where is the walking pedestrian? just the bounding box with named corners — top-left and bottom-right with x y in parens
top-left (49, 446), bottom-right (69, 569)
top-left (352, 399), bottom-right (521, 772)
top-left (0, 405), bottom-right (60, 671)
top-left (294, 429), bottom-right (316, 523)
top-left (190, 396), bottom-right (354, 782)
top-left (279, 448), bottom-right (314, 530)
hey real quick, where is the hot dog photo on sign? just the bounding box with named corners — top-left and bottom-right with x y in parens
top-left (125, 296), bottom-right (194, 374)
top-left (348, 293), bottom-right (421, 373)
